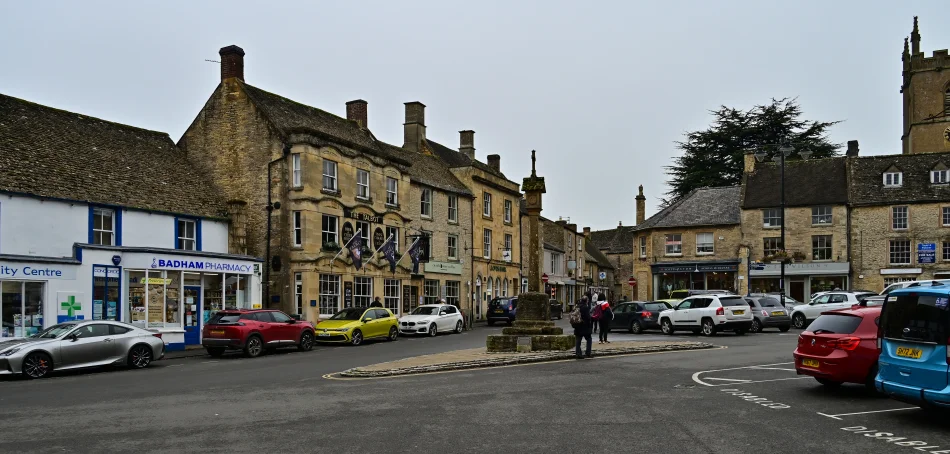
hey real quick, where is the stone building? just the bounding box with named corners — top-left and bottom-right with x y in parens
top-left (630, 186), bottom-right (743, 300)
top-left (740, 153), bottom-right (851, 302)
top-left (850, 150), bottom-right (950, 290)
top-left (584, 240), bottom-right (616, 301)
top-left (588, 187), bottom-right (647, 301)
top-left (540, 218), bottom-right (584, 307)
top-left (901, 17), bottom-right (950, 155)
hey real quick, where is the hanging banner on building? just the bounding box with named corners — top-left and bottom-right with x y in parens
top-left (918, 243), bottom-right (936, 264)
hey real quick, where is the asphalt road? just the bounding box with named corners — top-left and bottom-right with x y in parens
top-left (2, 322), bottom-right (949, 454)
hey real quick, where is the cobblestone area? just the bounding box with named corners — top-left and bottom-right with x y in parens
top-left (338, 340), bottom-right (716, 378)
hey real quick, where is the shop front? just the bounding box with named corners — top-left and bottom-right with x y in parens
top-left (0, 257), bottom-right (81, 338)
top-left (651, 261), bottom-right (739, 300)
top-left (749, 262), bottom-right (849, 303)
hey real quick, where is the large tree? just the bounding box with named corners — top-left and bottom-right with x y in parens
top-left (663, 98), bottom-right (840, 206)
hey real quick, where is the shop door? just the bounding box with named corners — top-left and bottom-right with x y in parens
top-left (790, 281), bottom-right (805, 303)
top-left (184, 286), bottom-right (201, 345)
top-left (92, 265), bottom-right (121, 321)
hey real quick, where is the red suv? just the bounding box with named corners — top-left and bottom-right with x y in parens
top-left (202, 310), bottom-right (316, 358)
top-left (793, 304), bottom-right (881, 391)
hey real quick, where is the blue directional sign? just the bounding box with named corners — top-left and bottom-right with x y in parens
top-left (750, 262), bottom-right (766, 271)
top-left (918, 243), bottom-right (936, 264)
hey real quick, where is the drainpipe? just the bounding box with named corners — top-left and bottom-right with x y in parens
top-left (264, 144), bottom-right (291, 308)
top-left (846, 205), bottom-right (853, 290)
top-left (469, 196), bottom-right (476, 330)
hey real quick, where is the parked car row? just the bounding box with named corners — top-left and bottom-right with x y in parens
top-left (487, 297), bottom-right (563, 326)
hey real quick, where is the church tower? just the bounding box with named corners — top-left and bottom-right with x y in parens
top-left (902, 16), bottom-right (950, 154)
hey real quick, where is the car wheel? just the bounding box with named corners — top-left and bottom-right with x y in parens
top-left (129, 344), bottom-right (153, 369)
top-left (351, 329), bottom-right (364, 346)
top-left (630, 321), bottom-right (642, 334)
top-left (429, 323), bottom-right (438, 337)
top-left (298, 331), bottom-right (315, 351)
top-left (387, 326), bottom-right (398, 341)
top-left (454, 320), bottom-right (463, 334)
top-left (660, 318), bottom-right (674, 335)
top-left (701, 319), bottom-right (716, 337)
top-left (750, 319), bottom-right (761, 333)
top-left (779, 325), bottom-right (791, 332)
top-left (793, 313), bottom-right (806, 329)
top-left (207, 347), bottom-right (225, 357)
top-left (816, 378), bottom-right (842, 387)
top-left (244, 335), bottom-right (264, 358)
top-left (22, 352), bottom-right (52, 379)
top-left (865, 363), bottom-right (879, 394)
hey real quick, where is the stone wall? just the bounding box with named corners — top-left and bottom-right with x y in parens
top-left (740, 205), bottom-right (849, 262)
top-left (632, 225), bottom-right (742, 300)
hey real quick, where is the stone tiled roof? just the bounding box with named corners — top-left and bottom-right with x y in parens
top-left (240, 83), bottom-right (409, 166)
top-left (638, 186), bottom-right (741, 230)
top-left (543, 242), bottom-right (565, 253)
top-left (376, 142), bottom-right (472, 197)
top-left (585, 240), bottom-right (615, 269)
top-left (425, 138), bottom-right (514, 183)
top-left (743, 157), bottom-right (848, 208)
top-left (0, 93), bottom-right (228, 218)
top-left (850, 152), bottom-right (950, 206)
top-left (589, 226), bottom-right (636, 254)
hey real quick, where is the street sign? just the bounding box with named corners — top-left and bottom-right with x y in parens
top-left (918, 243), bottom-right (936, 264)
top-left (542, 273), bottom-right (549, 283)
top-left (750, 261), bottom-right (766, 271)
top-left (628, 277), bottom-right (637, 286)
top-left (599, 271), bottom-right (607, 280)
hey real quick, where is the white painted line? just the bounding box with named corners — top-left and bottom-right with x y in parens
top-left (818, 407), bottom-right (918, 420)
top-left (692, 362), bottom-right (795, 386)
top-left (704, 377), bottom-right (753, 383)
top-left (750, 367), bottom-right (797, 372)
top-left (201, 361), bottom-right (219, 364)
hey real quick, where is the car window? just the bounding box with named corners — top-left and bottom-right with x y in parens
top-left (109, 325), bottom-right (131, 335)
top-left (374, 309), bottom-right (391, 319)
top-left (210, 313), bottom-right (242, 324)
top-left (759, 297), bottom-right (781, 307)
top-left (814, 295), bottom-right (831, 304)
top-left (719, 297), bottom-right (747, 307)
top-left (74, 324), bottom-right (111, 339)
top-left (881, 293), bottom-right (950, 343)
top-left (807, 314), bottom-right (863, 334)
top-left (830, 294), bottom-right (848, 303)
top-left (745, 298), bottom-right (757, 307)
top-left (677, 300), bottom-right (693, 310)
top-left (444, 306), bottom-right (457, 314)
top-left (644, 303), bottom-right (668, 312)
top-left (511, 300), bottom-right (518, 308)
top-left (270, 311), bottom-right (293, 323)
top-left (248, 312), bottom-right (271, 322)
top-left (362, 310), bottom-right (376, 321)
top-left (693, 298), bottom-right (710, 309)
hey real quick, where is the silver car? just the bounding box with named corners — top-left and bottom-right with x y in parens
top-left (0, 320), bottom-right (165, 379)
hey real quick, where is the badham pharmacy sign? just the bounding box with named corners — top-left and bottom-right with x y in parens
top-left (149, 257), bottom-right (254, 274)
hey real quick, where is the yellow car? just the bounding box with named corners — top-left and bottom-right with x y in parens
top-left (315, 307), bottom-right (399, 346)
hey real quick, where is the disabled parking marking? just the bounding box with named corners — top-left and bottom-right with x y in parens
top-left (692, 361), bottom-right (809, 387)
top-left (817, 407), bottom-right (918, 420)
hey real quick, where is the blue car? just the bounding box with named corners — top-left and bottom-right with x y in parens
top-left (487, 297), bottom-right (517, 326)
top-left (876, 285), bottom-right (950, 408)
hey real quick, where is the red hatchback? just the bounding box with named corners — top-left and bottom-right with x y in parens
top-left (793, 304), bottom-right (881, 391)
top-left (202, 310), bottom-right (316, 358)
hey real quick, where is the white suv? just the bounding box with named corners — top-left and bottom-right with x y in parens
top-left (658, 294), bottom-right (753, 336)
top-left (789, 291), bottom-right (877, 328)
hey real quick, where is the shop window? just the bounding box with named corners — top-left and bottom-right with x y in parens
top-left (762, 208), bottom-right (781, 228)
top-left (1, 281), bottom-right (44, 338)
top-left (386, 177), bottom-right (398, 205)
top-left (291, 153), bottom-right (302, 187)
top-left (810, 276), bottom-right (847, 293)
top-left (386, 226), bottom-right (399, 252)
top-left (889, 239), bottom-right (911, 265)
top-left (445, 281), bottom-right (460, 307)
top-left (763, 237), bottom-right (783, 257)
top-left (811, 206), bottom-right (832, 225)
top-left (504, 199), bottom-right (512, 223)
top-left (294, 273), bottom-right (303, 316)
top-left (166, 272), bottom-right (181, 326)
top-left (486, 278), bottom-right (493, 301)
top-left (92, 265), bottom-right (120, 321)
top-left (322, 215), bottom-right (338, 246)
top-left (319, 274), bottom-right (340, 316)
top-left (665, 234), bottom-right (682, 255)
top-left (424, 279), bottom-right (440, 305)
top-left (448, 235), bottom-right (458, 260)
top-left (128, 270), bottom-right (182, 329)
top-left (483, 192), bottom-right (492, 217)
top-left (357, 169), bottom-right (370, 199)
top-left (884, 171), bottom-right (902, 187)
top-left (696, 233), bottom-right (714, 255)
top-left (354, 277), bottom-right (372, 307)
top-left (92, 207), bottom-right (115, 246)
top-left (203, 274), bottom-right (223, 323)
top-left (293, 211), bottom-right (303, 247)
top-left (421, 188), bottom-right (432, 218)
top-left (483, 229), bottom-right (492, 259)
top-left (892, 206), bottom-right (908, 230)
top-left (812, 235), bottom-right (833, 261)
top-left (384, 279), bottom-right (401, 315)
top-left (322, 160), bottom-right (338, 191)
top-left (176, 218), bottom-right (197, 251)
top-left (448, 195), bottom-right (458, 222)
top-left (225, 275), bottom-right (247, 310)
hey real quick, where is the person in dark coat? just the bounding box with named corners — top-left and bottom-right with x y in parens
top-left (574, 297), bottom-right (593, 359)
top-left (370, 297), bottom-right (383, 308)
top-left (598, 293), bottom-right (613, 344)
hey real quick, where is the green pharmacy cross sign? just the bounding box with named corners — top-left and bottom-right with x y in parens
top-left (61, 296), bottom-right (81, 317)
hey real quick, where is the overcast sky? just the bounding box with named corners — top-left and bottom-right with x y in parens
top-left (2, 1), bottom-right (947, 231)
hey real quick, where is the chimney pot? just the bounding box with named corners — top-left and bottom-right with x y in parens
top-left (346, 100), bottom-right (368, 128)
top-left (403, 102), bottom-right (426, 152)
top-left (459, 130), bottom-right (475, 159)
top-left (487, 154), bottom-right (501, 172)
top-left (846, 140), bottom-right (860, 157)
top-left (404, 102), bottom-right (425, 126)
top-left (219, 45), bottom-right (245, 82)
top-left (583, 227), bottom-right (591, 238)
top-left (635, 185), bottom-right (646, 225)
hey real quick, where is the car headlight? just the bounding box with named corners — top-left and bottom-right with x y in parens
top-left (0, 347), bottom-right (22, 357)
top-left (340, 327), bottom-right (351, 332)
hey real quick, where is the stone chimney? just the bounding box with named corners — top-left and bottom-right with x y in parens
top-left (226, 200), bottom-right (248, 255)
top-left (346, 100), bottom-right (368, 128)
top-left (846, 140), bottom-right (860, 157)
top-left (743, 152), bottom-right (756, 174)
top-left (459, 130), bottom-right (475, 159)
top-left (487, 154), bottom-right (501, 172)
top-left (219, 45), bottom-right (245, 82)
top-left (583, 227), bottom-right (591, 238)
top-left (635, 185), bottom-right (646, 225)
top-left (403, 102), bottom-right (426, 152)
top-left (567, 223), bottom-right (577, 234)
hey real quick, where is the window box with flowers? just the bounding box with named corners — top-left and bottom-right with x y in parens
top-left (322, 241), bottom-right (341, 252)
top-left (763, 250), bottom-right (794, 264)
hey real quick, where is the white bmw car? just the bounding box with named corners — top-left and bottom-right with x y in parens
top-left (398, 304), bottom-right (464, 336)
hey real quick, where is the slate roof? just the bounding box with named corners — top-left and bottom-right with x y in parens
top-left (0, 93), bottom-right (228, 218)
top-left (585, 240), bottom-right (615, 269)
top-left (638, 186), bottom-right (741, 230)
top-left (376, 142), bottom-right (472, 197)
top-left (742, 157), bottom-right (848, 208)
top-left (543, 242), bottom-right (565, 253)
top-left (426, 138), bottom-right (515, 183)
top-left (590, 226), bottom-right (636, 254)
top-left (849, 152), bottom-right (950, 206)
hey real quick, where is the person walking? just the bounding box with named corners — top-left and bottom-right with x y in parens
top-left (598, 293), bottom-right (613, 344)
top-left (590, 293), bottom-right (600, 334)
top-left (572, 296), bottom-right (593, 359)
top-left (370, 297), bottom-right (383, 308)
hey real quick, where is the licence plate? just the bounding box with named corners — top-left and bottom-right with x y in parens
top-left (732, 310), bottom-right (744, 315)
top-left (896, 347), bottom-right (923, 359)
top-left (802, 358), bottom-right (820, 368)
top-left (210, 330), bottom-right (225, 336)
top-left (771, 311), bottom-right (785, 316)
top-left (318, 332), bottom-right (330, 337)
top-left (494, 310), bottom-right (503, 314)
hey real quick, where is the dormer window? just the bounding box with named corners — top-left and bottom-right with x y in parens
top-left (932, 169), bottom-right (950, 184)
top-left (883, 171), bottom-right (902, 187)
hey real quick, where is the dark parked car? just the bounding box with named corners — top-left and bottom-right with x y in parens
top-left (608, 301), bottom-right (673, 334)
top-left (744, 296), bottom-right (792, 333)
top-left (487, 297), bottom-right (517, 326)
top-left (549, 300), bottom-right (563, 320)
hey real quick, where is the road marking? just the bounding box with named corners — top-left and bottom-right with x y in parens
top-left (704, 377), bottom-right (753, 383)
top-left (818, 408), bottom-right (918, 420)
top-left (750, 367), bottom-right (796, 371)
top-left (201, 361), bottom-right (219, 364)
top-left (720, 388), bottom-right (790, 409)
top-left (692, 362), bottom-right (799, 387)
